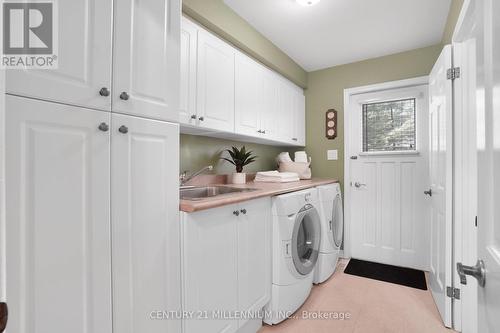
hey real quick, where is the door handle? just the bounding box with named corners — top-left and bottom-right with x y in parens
top-left (457, 260), bottom-right (486, 287)
top-left (354, 182), bottom-right (366, 188)
top-left (0, 302), bottom-right (7, 333)
top-left (424, 189), bottom-right (432, 196)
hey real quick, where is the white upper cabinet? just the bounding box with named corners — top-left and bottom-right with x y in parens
top-left (5, 95), bottom-right (113, 333)
top-left (180, 17), bottom-right (198, 126)
top-left (235, 52), bottom-right (263, 137)
top-left (196, 29), bottom-right (235, 132)
top-left (113, 0), bottom-right (180, 122)
top-left (111, 113), bottom-right (180, 333)
top-left (6, 0), bottom-right (113, 111)
top-left (179, 16), bottom-right (305, 146)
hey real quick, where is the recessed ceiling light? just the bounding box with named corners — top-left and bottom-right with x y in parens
top-left (296, 0), bottom-right (320, 6)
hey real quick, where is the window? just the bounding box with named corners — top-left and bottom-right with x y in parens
top-left (362, 98), bottom-right (416, 152)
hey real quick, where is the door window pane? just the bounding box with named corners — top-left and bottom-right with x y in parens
top-left (362, 98), bottom-right (416, 152)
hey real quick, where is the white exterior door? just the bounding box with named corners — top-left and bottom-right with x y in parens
top-left (235, 52), bottom-right (263, 137)
top-left (237, 198), bottom-right (271, 328)
top-left (196, 29), bottom-right (235, 132)
top-left (180, 17), bottom-right (199, 126)
top-left (113, 0), bottom-right (180, 122)
top-left (5, 95), bottom-right (112, 333)
top-left (6, 0), bottom-right (113, 111)
top-left (111, 114), bottom-right (180, 333)
top-left (428, 46), bottom-right (453, 328)
top-left (347, 84), bottom-right (430, 271)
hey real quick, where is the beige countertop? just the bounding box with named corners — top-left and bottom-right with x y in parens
top-left (180, 178), bottom-right (339, 213)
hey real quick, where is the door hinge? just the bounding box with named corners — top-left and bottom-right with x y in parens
top-left (446, 286), bottom-right (460, 300)
top-left (447, 67), bottom-right (461, 80)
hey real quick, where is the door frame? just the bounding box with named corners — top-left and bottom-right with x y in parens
top-left (343, 76), bottom-right (429, 259)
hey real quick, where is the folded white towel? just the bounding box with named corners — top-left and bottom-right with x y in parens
top-left (254, 171), bottom-right (300, 183)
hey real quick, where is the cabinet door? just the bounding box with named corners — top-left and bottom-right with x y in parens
top-left (294, 91), bottom-right (306, 146)
top-left (260, 71), bottom-right (279, 141)
top-left (235, 53), bottom-right (262, 137)
top-left (5, 95), bottom-right (112, 333)
top-left (237, 198), bottom-right (272, 327)
top-left (196, 30), bottom-right (235, 132)
top-left (276, 80), bottom-right (296, 143)
top-left (6, 0), bottom-right (113, 111)
top-left (180, 17), bottom-right (198, 125)
top-left (111, 114), bottom-right (180, 333)
top-left (113, 0), bottom-right (180, 122)
top-left (182, 206), bottom-right (239, 333)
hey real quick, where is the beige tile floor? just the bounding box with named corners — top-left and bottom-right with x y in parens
top-left (259, 259), bottom-right (455, 333)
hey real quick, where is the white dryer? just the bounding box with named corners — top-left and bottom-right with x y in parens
top-left (313, 183), bottom-right (343, 284)
top-left (264, 188), bottom-right (321, 325)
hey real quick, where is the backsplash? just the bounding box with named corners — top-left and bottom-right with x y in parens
top-left (180, 134), bottom-right (294, 175)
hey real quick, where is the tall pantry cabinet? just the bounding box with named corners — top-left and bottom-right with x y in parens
top-left (3, 0), bottom-right (182, 333)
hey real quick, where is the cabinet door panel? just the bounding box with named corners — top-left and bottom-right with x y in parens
top-left (196, 30), bottom-right (235, 132)
top-left (235, 53), bottom-right (262, 137)
top-left (183, 207), bottom-right (239, 333)
top-left (111, 114), bottom-right (180, 333)
top-left (276, 81), bottom-right (295, 143)
top-left (180, 17), bottom-right (198, 125)
top-left (237, 198), bottom-right (271, 327)
top-left (113, 0), bottom-right (180, 122)
top-left (294, 92), bottom-right (306, 146)
top-left (6, 0), bottom-right (113, 111)
top-left (260, 71), bottom-right (279, 141)
top-left (5, 95), bottom-right (112, 333)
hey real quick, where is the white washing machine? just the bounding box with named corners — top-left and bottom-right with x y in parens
top-left (264, 188), bottom-right (321, 325)
top-left (313, 183), bottom-right (343, 284)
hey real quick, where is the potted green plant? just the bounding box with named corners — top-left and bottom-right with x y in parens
top-left (221, 146), bottom-right (257, 184)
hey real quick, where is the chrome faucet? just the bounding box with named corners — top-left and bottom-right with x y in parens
top-left (179, 165), bottom-right (213, 186)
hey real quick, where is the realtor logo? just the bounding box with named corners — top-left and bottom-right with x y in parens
top-left (1, 1), bottom-right (58, 69)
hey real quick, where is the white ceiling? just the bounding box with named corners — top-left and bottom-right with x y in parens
top-left (224, 0), bottom-right (452, 71)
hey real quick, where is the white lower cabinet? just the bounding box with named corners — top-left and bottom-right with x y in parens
top-left (5, 95), bottom-right (181, 333)
top-left (111, 114), bottom-right (181, 333)
top-left (5, 95), bottom-right (113, 333)
top-left (181, 198), bottom-right (271, 333)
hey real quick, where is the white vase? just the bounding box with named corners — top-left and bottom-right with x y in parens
top-left (230, 172), bottom-right (246, 184)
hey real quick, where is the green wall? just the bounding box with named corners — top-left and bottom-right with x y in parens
top-left (180, 134), bottom-right (293, 175)
top-left (304, 44), bottom-right (443, 185)
top-left (183, 0), bottom-right (307, 88)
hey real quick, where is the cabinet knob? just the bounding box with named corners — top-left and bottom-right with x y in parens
top-left (99, 87), bottom-right (110, 97)
top-left (262, 130), bottom-right (266, 134)
top-left (98, 122), bottom-right (109, 132)
top-left (120, 92), bottom-right (130, 100)
top-left (118, 125), bottom-right (129, 134)
top-left (240, 209), bottom-right (247, 215)
top-left (198, 116), bottom-right (205, 121)
top-left (257, 130), bottom-right (262, 133)
top-left (233, 210), bottom-right (240, 216)
top-left (190, 114), bottom-right (197, 119)
top-left (292, 138), bottom-right (298, 141)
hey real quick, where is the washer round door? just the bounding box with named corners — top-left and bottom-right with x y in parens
top-left (329, 193), bottom-right (344, 249)
top-left (292, 204), bottom-right (321, 276)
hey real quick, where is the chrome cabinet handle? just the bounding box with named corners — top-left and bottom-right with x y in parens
top-left (98, 122), bottom-right (109, 132)
top-left (240, 209), bottom-right (247, 214)
top-left (257, 130), bottom-right (262, 133)
top-left (233, 210), bottom-right (240, 216)
top-left (198, 116), bottom-right (205, 121)
top-left (457, 260), bottom-right (486, 287)
top-left (99, 87), bottom-right (110, 97)
top-left (292, 138), bottom-right (298, 141)
top-left (424, 189), bottom-right (432, 196)
top-left (190, 114), bottom-right (197, 119)
top-left (262, 130), bottom-right (266, 134)
top-left (120, 92), bottom-right (130, 100)
top-left (354, 182), bottom-right (366, 188)
top-left (118, 125), bottom-right (128, 134)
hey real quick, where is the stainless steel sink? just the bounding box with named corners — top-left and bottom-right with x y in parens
top-left (180, 185), bottom-right (257, 200)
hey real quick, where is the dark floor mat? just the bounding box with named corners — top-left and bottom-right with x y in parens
top-left (344, 259), bottom-right (427, 290)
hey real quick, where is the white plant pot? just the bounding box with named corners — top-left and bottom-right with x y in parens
top-left (230, 172), bottom-right (246, 184)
